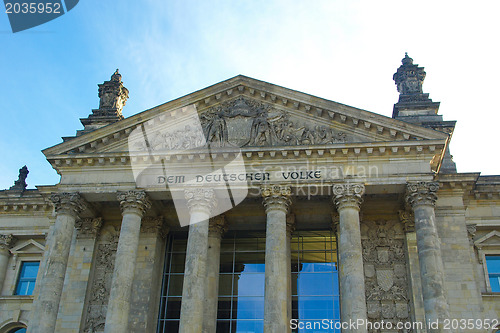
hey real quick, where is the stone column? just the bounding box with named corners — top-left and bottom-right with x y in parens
top-left (405, 182), bottom-right (450, 331)
top-left (203, 215), bottom-right (227, 333)
top-left (285, 214), bottom-right (295, 327)
top-left (104, 191), bottom-right (151, 333)
top-left (179, 188), bottom-right (217, 333)
top-left (262, 185), bottom-right (292, 333)
top-left (0, 234), bottom-right (15, 293)
top-left (332, 183), bottom-right (367, 333)
top-left (30, 193), bottom-right (88, 333)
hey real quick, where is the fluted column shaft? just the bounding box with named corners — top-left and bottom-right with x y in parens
top-left (262, 185), bottom-right (292, 333)
top-left (332, 183), bottom-right (367, 333)
top-left (406, 182), bottom-right (450, 332)
top-left (104, 191), bottom-right (151, 333)
top-left (179, 189), bottom-right (217, 333)
top-left (203, 215), bottom-right (226, 333)
top-left (30, 193), bottom-right (87, 333)
top-left (0, 234), bottom-right (15, 293)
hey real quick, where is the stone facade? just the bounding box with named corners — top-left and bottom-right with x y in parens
top-left (0, 58), bottom-right (499, 333)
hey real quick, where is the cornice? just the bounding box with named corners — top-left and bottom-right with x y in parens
top-left (44, 139), bottom-right (445, 172)
top-left (0, 193), bottom-right (52, 215)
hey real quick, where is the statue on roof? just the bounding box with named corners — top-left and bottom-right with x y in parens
top-left (9, 165), bottom-right (28, 191)
top-left (98, 69), bottom-right (129, 111)
top-left (393, 53), bottom-right (427, 95)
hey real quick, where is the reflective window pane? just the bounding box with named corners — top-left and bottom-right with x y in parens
top-left (158, 234), bottom-right (187, 333)
top-left (234, 274), bottom-right (265, 297)
top-left (490, 276), bottom-right (500, 292)
top-left (297, 273), bottom-right (334, 296)
top-left (486, 256), bottom-right (500, 273)
top-left (234, 320), bottom-right (264, 332)
top-left (291, 231), bottom-right (340, 323)
top-left (297, 296), bottom-right (337, 320)
top-left (217, 233), bottom-right (266, 331)
top-left (486, 256), bottom-right (500, 292)
top-left (233, 297), bottom-right (264, 319)
top-left (15, 262), bottom-right (39, 296)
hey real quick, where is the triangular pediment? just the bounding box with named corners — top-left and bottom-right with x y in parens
top-left (43, 75), bottom-right (448, 160)
top-left (11, 239), bottom-right (45, 254)
top-left (475, 231), bottom-right (500, 249)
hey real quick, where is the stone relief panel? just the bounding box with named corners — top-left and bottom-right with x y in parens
top-left (361, 219), bottom-right (411, 332)
top-left (200, 97), bottom-right (347, 147)
top-left (82, 225), bottom-right (120, 333)
top-left (131, 97), bottom-right (348, 152)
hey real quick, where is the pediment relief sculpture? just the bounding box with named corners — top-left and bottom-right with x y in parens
top-left (130, 97), bottom-right (347, 153)
top-left (200, 97), bottom-right (346, 148)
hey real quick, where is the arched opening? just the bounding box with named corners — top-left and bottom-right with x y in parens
top-left (8, 328), bottom-right (26, 333)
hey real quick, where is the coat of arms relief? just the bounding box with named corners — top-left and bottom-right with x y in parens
top-left (132, 97), bottom-right (348, 152)
top-left (200, 97), bottom-right (347, 148)
top-left (361, 220), bottom-right (412, 332)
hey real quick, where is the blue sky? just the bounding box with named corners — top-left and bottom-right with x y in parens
top-left (1, 0), bottom-right (499, 189)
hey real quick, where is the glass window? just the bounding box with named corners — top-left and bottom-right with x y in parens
top-left (157, 231), bottom-right (339, 333)
top-left (292, 231), bottom-right (340, 332)
top-left (217, 232), bottom-right (266, 331)
top-left (157, 233), bottom-right (187, 332)
top-left (486, 255), bottom-right (500, 292)
top-left (15, 262), bottom-right (39, 296)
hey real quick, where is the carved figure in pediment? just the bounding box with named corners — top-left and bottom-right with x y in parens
top-left (247, 108), bottom-right (277, 146)
top-left (205, 112), bottom-right (229, 147)
top-left (314, 126), bottom-right (347, 144)
top-left (275, 120), bottom-right (303, 145)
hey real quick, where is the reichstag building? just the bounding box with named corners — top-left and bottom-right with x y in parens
top-left (0, 54), bottom-right (499, 333)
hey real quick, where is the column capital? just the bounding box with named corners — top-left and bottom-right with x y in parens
top-left (261, 185), bottom-right (292, 214)
top-left (75, 218), bottom-right (103, 239)
top-left (141, 216), bottom-right (169, 238)
top-left (0, 234), bottom-right (16, 252)
top-left (332, 183), bottom-right (365, 211)
top-left (398, 210), bottom-right (415, 232)
top-left (208, 215), bottom-right (227, 238)
top-left (184, 188), bottom-right (217, 215)
top-left (117, 190), bottom-right (151, 216)
top-left (405, 181), bottom-right (439, 208)
top-left (50, 192), bottom-right (88, 218)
